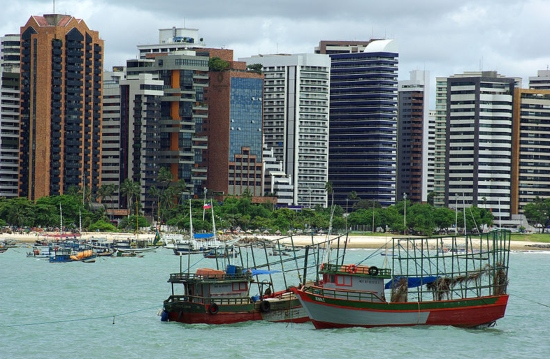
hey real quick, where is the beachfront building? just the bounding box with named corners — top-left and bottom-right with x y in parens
top-left (240, 53), bottom-right (331, 208)
top-left (427, 110), bottom-right (436, 203)
top-left (512, 70), bottom-right (550, 219)
top-left (100, 67), bottom-right (125, 211)
top-left (122, 53), bottom-right (208, 209)
top-left (433, 77), bottom-right (449, 208)
top-left (199, 49), bottom-right (264, 198)
top-left (102, 63), bottom-right (166, 217)
top-left (0, 34), bottom-right (21, 198)
top-left (441, 71), bottom-right (518, 224)
top-left (397, 70), bottom-right (432, 203)
top-left (316, 39), bottom-right (398, 208)
top-left (19, 14), bottom-right (104, 200)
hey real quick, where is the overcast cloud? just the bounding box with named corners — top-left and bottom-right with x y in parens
top-left (2, 0), bottom-right (550, 105)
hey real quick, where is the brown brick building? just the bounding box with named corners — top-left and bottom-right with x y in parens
top-left (200, 49), bottom-right (264, 197)
top-left (19, 14), bottom-right (103, 200)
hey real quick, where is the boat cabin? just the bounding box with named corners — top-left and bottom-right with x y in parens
top-left (168, 265), bottom-right (253, 306)
top-left (319, 263), bottom-right (391, 302)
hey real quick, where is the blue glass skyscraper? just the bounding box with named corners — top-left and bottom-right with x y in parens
top-left (318, 40), bottom-right (398, 208)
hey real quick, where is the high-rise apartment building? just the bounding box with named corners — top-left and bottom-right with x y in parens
top-left (240, 53), bottom-right (331, 208)
top-left (0, 34), bottom-right (21, 198)
top-left (100, 68), bottom-right (125, 210)
top-left (19, 14), bottom-right (104, 200)
top-left (512, 70), bottom-right (550, 216)
top-left (123, 52), bottom-right (209, 208)
top-left (199, 49), bottom-right (264, 197)
top-left (441, 71), bottom-right (518, 223)
top-left (120, 64), bottom-right (164, 215)
top-left (434, 77), bottom-right (449, 208)
top-left (317, 39), bottom-right (398, 208)
top-left (397, 70), bottom-right (432, 203)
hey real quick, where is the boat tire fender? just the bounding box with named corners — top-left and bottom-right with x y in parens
top-left (368, 266), bottom-right (379, 276)
top-left (260, 300), bottom-right (271, 313)
top-left (209, 303), bottom-right (219, 315)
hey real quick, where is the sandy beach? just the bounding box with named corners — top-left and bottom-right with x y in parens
top-left (2, 231), bottom-right (548, 251)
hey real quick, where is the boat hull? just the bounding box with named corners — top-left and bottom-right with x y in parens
top-left (164, 302), bottom-right (260, 324)
top-left (163, 297), bottom-right (308, 325)
top-left (291, 288), bottom-right (508, 329)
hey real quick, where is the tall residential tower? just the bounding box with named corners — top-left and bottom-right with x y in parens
top-left (317, 39), bottom-right (399, 208)
top-left (397, 70), bottom-right (432, 203)
top-left (0, 34), bottom-right (21, 198)
top-left (19, 14), bottom-right (104, 200)
top-left (240, 53), bottom-right (331, 208)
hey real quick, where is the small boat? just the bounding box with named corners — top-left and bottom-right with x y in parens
top-left (113, 239), bottom-right (158, 254)
top-left (49, 247), bottom-right (96, 263)
top-left (27, 244), bottom-right (52, 258)
top-left (291, 230), bottom-right (511, 329)
top-left (111, 250), bottom-right (143, 258)
top-left (164, 202), bottom-right (220, 255)
top-left (203, 247), bottom-right (238, 259)
top-left (48, 247), bottom-right (74, 263)
top-left (161, 264), bottom-right (308, 324)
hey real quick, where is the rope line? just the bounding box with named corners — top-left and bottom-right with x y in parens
top-left (1, 305), bottom-right (160, 328)
top-left (510, 293), bottom-right (550, 309)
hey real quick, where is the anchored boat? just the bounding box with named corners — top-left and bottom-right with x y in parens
top-left (291, 230), bottom-right (511, 329)
top-left (161, 264), bottom-right (308, 324)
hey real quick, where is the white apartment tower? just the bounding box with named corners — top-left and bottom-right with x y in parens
top-left (0, 34), bottom-right (21, 198)
top-left (441, 71), bottom-right (519, 224)
top-left (241, 53), bottom-right (331, 207)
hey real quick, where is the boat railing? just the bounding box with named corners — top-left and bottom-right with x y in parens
top-left (207, 296), bottom-right (253, 305)
top-left (165, 294), bottom-right (252, 305)
top-left (168, 272), bottom-right (252, 282)
top-left (321, 263), bottom-right (392, 277)
top-left (308, 285), bottom-right (385, 303)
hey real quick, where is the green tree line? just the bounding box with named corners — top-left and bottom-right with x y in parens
top-left (0, 192), bottom-right (502, 236)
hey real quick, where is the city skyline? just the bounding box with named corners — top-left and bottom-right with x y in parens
top-left (1, 0), bottom-right (550, 102)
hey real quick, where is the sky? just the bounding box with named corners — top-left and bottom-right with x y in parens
top-left (2, 0), bottom-right (550, 107)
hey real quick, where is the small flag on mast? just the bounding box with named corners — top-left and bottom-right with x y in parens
top-left (203, 203), bottom-right (211, 209)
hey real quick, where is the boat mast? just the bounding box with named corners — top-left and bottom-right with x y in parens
top-left (188, 199), bottom-right (192, 274)
top-left (462, 192), bottom-right (467, 237)
top-left (59, 202), bottom-right (63, 239)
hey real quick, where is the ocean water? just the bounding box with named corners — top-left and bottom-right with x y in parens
top-left (1, 246), bottom-right (549, 359)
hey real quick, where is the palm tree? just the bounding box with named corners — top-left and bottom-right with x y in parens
top-left (325, 182), bottom-right (334, 208)
top-left (120, 179), bottom-right (140, 217)
top-left (325, 181), bottom-right (335, 235)
top-left (347, 190), bottom-right (358, 212)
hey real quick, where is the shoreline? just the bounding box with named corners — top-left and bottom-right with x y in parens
top-left (2, 232), bottom-right (548, 252)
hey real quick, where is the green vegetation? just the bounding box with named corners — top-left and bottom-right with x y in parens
top-left (2, 190), bottom-right (549, 239)
top-left (511, 233), bottom-right (550, 243)
top-left (246, 63), bottom-right (263, 74)
top-left (208, 57), bottom-right (230, 71)
top-left (523, 197), bottom-right (550, 233)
